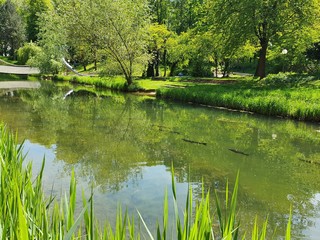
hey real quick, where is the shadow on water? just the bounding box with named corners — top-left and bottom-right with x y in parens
top-left (0, 80), bottom-right (320, 238)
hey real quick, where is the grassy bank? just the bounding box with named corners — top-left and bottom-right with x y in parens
top-left (42, 73), bottom-right (320, 121)
top-left (52, 75), bottom-right (129, 91)
top-left (157, 74), bottom-right (320, 122)
top-left (0, 73), bottom-right (30, 81)
top-left (52, 74), bottom-right (192, 91)
top-left (0, 124), bottom-right (292, 239)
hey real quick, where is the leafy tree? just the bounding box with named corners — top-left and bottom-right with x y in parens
top-left (0, 0), bottom-right (25, 58)
top-left (31, 7), bottom-right (66, 74)
top-left (56, 0), bottom-right (104, 71)
top-left (25, 0), bottom-right (52, 42)
top-left (146, 23), bottom-right (173, 77)
top-left (148, 0), bottom-right (170, 24)
top-left (169, 0), bottom-right (204, 33)
top-left (38, 0), bottom-right (149, 85)
top-left (210, 0), bottom-right (320, 78)
top-left (96, 0), bottom-right (150, 84)
top-left (166, 31), bottom-right (192, 76)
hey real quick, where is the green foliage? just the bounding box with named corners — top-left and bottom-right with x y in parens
top-left (214, 173), bottom-right (240, 239)
top-left (146, 23), bottom-right (173, 77)
top-left (25, 0), bottom-right (52, 42)
top-left (2, 0), bottom-right (319, 80)
top-left (39, 0), bottom-right (150, 85)
top-left (209, 0), bottom-right (320, 78)
top-left (148, 0), bottom-right (170, 24)
top-left (166, 31), bottom-right (193, 76)
top-left (0, 0), bottom-right (26, 57)
top-left (168, 0), bottom-right (203, 34)
top-left (17, 42), bottom-right (42, 65)
top-left (139, 166), bottom-right (215, 240)
top-left (27, 49), bottom-right (62, 75)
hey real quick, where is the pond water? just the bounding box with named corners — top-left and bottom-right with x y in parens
top-left (0, 81), bottom-right (320, 238)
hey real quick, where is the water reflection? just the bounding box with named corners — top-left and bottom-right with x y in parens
top-left (0, 81), bottom-right (320, 238)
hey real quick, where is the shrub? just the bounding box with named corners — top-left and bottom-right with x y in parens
top-left (17, 42), bottom-right (42, 65)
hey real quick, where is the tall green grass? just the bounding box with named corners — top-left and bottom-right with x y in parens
top-left (52, 75), bottom-right (129, 91)
top-left (0, 124), bottom-right (292, 239)
top-left (157, 81), bottom-right (320, 121)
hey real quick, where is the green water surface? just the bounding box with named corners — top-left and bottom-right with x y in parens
top-left (0, 81), bottom-right (320, 239)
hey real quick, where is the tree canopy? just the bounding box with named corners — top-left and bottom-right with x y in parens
top-left (1, 0), bottom-right (320, 81)
top-left (0, 0), bottom-right (25, 57)
top-left (210, 0), bottom-right (320, 78)
top-left (37, 0), bottom-right (149, 84)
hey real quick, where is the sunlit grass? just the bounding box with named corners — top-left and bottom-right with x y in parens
top-left (135, 79), bottom-right (191, 90)
top-left (53, 75), bottom-right (128, 91)
top-left (157, 80), bottom-right (320, 121)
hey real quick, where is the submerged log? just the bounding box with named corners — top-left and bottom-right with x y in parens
top-left (182, 138), bottom-right (207, 146)
top-left (298, 158), bottom-right (320, 166)
top-left (228, 148), bottom-right (249, 156)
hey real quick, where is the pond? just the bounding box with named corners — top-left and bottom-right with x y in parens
top-left (0, 81), bottom-right (320, 239)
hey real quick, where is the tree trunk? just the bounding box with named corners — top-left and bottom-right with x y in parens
top-left (169, 61), bottom-right (178, 76)
top-left (163, 49), bottom-right (167, 77)
top-left (126, 76), bottom-right (132, 86)
top-left (255, 40), bottom-right (268, 79)
top-left (214, 58), bottom-right (218, 77)
top-left (124, 68), bottom-right (132, 86)
top-left (9, 39), bottom-right (14, 57)
top-left (223, 58), bottom-right (230, 77)
top-left (155, 50), bottom-right (160, 77)
top-left (93, 48), bottom-right (98, 71)
top-left (146, 62), bottom-right (155, 77)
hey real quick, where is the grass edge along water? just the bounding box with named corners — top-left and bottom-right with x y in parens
top-left (0, 123), bottom-right (292, 239)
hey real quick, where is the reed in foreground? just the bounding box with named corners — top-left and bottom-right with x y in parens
top-left (0, 124), bottom-right (291, 239)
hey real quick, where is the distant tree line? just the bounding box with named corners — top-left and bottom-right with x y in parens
top-left (0, 0), bottom-right (319, 84)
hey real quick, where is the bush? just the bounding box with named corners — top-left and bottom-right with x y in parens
top-left (17, 42), bottom-right (42, 65)
top-left (188, 57), bottom-right (213, 77)
top-left (27, 50), bottom-right (63, 75)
